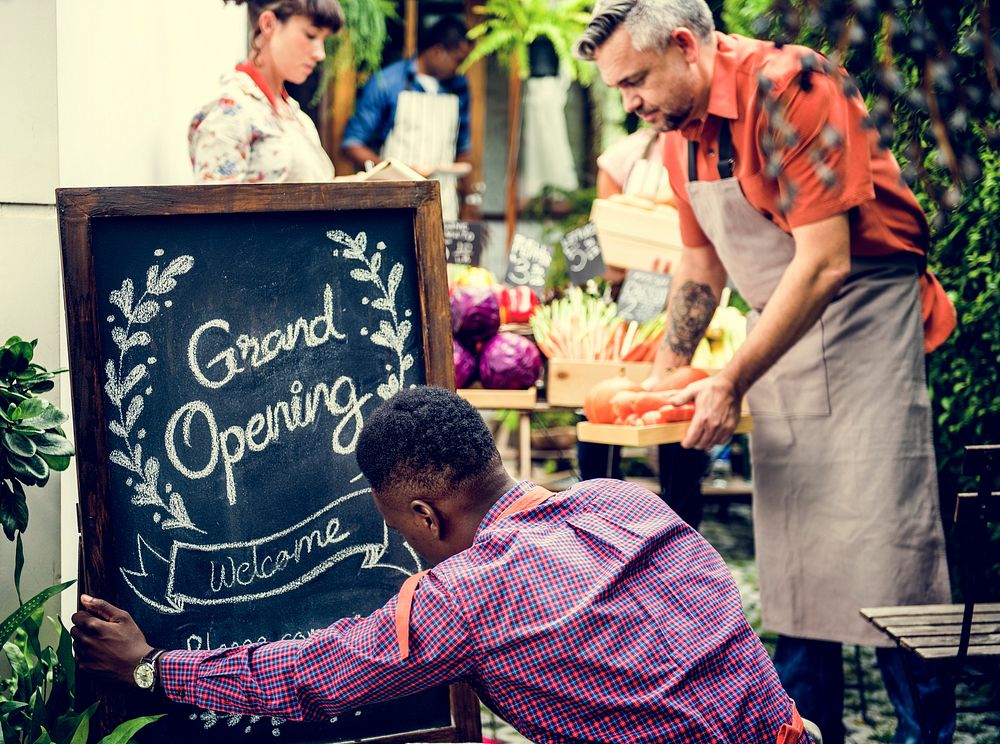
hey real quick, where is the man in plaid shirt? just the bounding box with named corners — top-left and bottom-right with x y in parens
top-left (73, 387), bottom-right (809, 742)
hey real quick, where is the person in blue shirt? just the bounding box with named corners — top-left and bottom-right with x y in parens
top-left (342, 16), bottom-right (473, 220)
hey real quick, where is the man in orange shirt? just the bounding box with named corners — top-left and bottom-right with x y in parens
top-left (575, 2), bottom-right (956, 743)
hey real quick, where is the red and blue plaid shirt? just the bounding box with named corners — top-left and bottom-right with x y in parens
top-left (161, 479), bottom-right (805, 742)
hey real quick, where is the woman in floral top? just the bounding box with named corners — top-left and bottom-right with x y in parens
top-left (190, 0), bottom-right (343, 183)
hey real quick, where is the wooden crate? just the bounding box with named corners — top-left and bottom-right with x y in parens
top-left (590, 198), bottom-right (685, 271)
top-left (576, 414), bottom-right (753, 446)
top-left (457, 387), bottom-right (537, 410)
top-left (545, 358), bottom-right (653, 408)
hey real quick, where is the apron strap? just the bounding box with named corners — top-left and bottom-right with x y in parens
top-left (395, 569), bottom-right (430, 660)
top-left (775, 702), bottom-right (805, 744)
top-left (495, 485), bottom-right (555, 521)
top-left (393, 485), bottom-right (556, 660)
top-left (688, 119), bottom-right (735, 182)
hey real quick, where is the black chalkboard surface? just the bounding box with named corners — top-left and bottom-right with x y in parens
top-left (57, 184), bottom-right (478, 744)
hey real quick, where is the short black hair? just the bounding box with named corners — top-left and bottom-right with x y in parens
top-left (356, 387), bottom-right (500, 494)
top-left (418, 15), bottom-right (470, 54)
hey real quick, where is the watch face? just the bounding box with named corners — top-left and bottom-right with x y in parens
top-left (134, 662), bottom-right (155, 689)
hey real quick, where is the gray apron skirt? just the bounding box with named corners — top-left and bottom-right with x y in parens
top-left (686, 123), bottom-right (950, 646)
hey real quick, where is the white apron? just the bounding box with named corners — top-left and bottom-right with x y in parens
top-left (282, 107), bottom-right (336, 182)
top-left (686, 123), bottom-right (951, 646)
top-left (381, 89), bottom-right (460, 221)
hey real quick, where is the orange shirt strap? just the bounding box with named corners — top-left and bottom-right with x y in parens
top-left (495, 485), bottom-right (554, 521)
top-left (395, 569), bottom-right (430, 660)
top-left (776, 702), bottom-right (805, 744)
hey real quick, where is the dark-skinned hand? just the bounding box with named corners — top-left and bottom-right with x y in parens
top-left (70, 595), bottom-right (155, 686)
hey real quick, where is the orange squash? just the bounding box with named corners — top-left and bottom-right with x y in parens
top-left (610, 390), bottom-right (642, 423)
top-left (647, 366), bottom-right (710, 392)
top-left (583, 376), bottom-right (640, 424)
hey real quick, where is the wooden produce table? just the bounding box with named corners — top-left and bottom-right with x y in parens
top-left (457, 388), bottom-right (538, 481)
top-left (577, 414), bottom-right (753, 446)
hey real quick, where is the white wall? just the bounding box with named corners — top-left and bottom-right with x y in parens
top-left (0, 0), bottom-right (246, 618)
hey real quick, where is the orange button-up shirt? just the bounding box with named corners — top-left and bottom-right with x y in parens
top-left (661, 32), bottom-right (955, 351)
top-left (662, 32), bottom-right (929, 257)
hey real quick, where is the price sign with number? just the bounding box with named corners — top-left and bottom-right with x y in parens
top-left (505, 234), bottom-right (553, 296)
top-left (443, 220), bottom-right (485, 266)
top-left (560, 222), bottom-right (606, 285)
top-left (617, 269), bottom-right (672, 323)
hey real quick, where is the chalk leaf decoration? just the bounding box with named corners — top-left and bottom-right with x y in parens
top-left (104, 254), bottom-right (201, 533)
top-left (327, 230), bottom-right (415, 399)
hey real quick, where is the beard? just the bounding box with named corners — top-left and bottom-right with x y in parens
top-left (641, 89), bottom-right (696, 132)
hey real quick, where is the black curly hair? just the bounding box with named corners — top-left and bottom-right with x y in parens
top-left (356, 386), bottom-right (500, 496)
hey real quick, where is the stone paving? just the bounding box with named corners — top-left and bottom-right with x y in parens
top-left (477, 497), bottom-right (1000, 743)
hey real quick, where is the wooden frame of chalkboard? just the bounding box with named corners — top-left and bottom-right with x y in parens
top-left (57, 183), bottom-right (480, 744)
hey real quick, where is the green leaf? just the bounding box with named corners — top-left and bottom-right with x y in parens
top-left (15, 533), bottom-right (24, 605)
top-left (96, 714), bottom-right (165, 744)
top-left (7, 452), bottom-right (49, 484)
top-left (0, 480), bottom-right (29, 540)
top-left (0, 700), bottom-right (27, 715)
top-left (67, 702), bottom-right (99, 744)
top-left (4, 641), bottom-right (30, 678)
top-left (20, 404), bottom-right (69, 430)
top-left (38, 453), bottom-right (71, 473)
top-left (31, 731), bottom-right (54, 744)
top-left (12, 399), bottom-right (44, 422)
top-left (2, 431), bottom-right (36, 457)
top-left (0, 580), bottom-right (75, 646)
top-left (53, 616), bottom-right (76, 702)
top-left (32, 433), bottom-right (74, 458)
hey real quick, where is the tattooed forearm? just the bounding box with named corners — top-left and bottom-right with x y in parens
top-left (662, 281), bottom-right (717, 359)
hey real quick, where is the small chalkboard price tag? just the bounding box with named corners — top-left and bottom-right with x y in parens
top-left (560, 222), bottom-right (606, 285)
top-left (617, 269), bottom-right (673, 323)
top-left (505, 234), bottom-right (552, 295)
top-left (443, 220), bottom-right (485, 266)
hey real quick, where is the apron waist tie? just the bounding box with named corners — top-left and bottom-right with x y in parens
top-left (775, 702), bottom-right (805, 744)
top-left (394, 485), bottom-right (554, 660)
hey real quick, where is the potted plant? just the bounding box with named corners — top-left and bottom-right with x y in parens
top-left (461, 0), bottom-right (595, 247)
top-left (0, 336), bottom-right (161, 742)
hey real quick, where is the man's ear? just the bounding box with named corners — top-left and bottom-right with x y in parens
top-left (671, 27), bottom-right (701, 64)
top-left (410, 499), bottom-right (442, 539)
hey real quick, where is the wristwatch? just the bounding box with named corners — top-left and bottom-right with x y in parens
top-left (133, 648), bottom-right (166, 691)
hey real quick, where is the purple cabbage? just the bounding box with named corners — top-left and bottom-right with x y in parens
top-left (478, 333), bottom-right (542, 390)
top-left (450, 286), bottom-right (500, 345)
top-left (453, 338), bottom-right (478, 388)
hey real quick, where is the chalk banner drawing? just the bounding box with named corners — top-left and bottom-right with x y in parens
top-left (90, 210), bottom-right (447, 741)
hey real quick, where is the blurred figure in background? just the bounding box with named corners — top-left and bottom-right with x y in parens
top-left (189, 0), bottom-right (343, 183)
top-left (577, 125), bottom-right (710, 529)
top-left (341, 16), bottom-right (474, 220)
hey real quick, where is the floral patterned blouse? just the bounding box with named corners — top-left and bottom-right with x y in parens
top-left (189, 62), bottom-right (335, 183)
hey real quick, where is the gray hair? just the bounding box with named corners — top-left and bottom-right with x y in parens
top-left (573, 0), bottom-right (715, 60)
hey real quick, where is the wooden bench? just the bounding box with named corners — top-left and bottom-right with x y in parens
top-left (859, 602), bottom-right (1000, 660)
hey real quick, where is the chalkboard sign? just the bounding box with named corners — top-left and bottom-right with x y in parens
top-left (443, 220), bottom-right (485, 266)
top-left (57, 184), bottom-right (479, 744)
top-left (560, 222), bottom-right (606, 285)
top-left (617, 269), bottom-right (673, 323)
top-left (504, 234), bottom-right (552, 296)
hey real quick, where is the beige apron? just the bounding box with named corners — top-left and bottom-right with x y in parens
top-left (686, 124), bottom-right (950, 646)
top-left (381, 88), bottom-right (460, 221)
